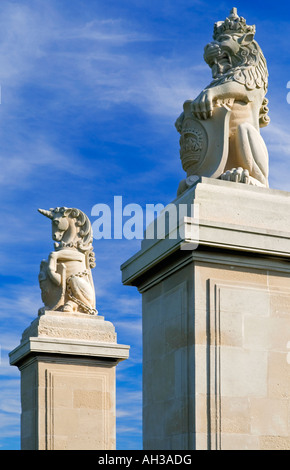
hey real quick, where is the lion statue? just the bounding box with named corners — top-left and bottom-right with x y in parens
top-left (38, 207), bottom-right (97, 315)
top-left (175, 8), bottom-right (270, 194)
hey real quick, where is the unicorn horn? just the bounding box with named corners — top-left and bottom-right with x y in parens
top-left (38, 208), bottom-right (53, 219)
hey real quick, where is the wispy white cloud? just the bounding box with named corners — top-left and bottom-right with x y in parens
top-left (115, 319), bottom-right (142, 335)
top-left (0, 285), bottom-right (41, 323)
top-left (116, 390), bottom-right (142, 425)
top-left (0, 352), bottom-right (21, 379)
top-left (0, 378), bottom-right (20, 442)
top-left (0, 2), bottom-right (206, 116)
top-left (62, 18), bottom-right (154, 44)
top-left (0, 411), bottom-right (20, 439)
top-left (0, 380), bottom-right (20, 413)
top-left (263, 118), bottom-right (290, 191)
top-left (0, 139), bottom-right (88, 190)
top-left (0, 1), bottom-right (202, 204)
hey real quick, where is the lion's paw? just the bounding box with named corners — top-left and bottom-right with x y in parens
top-left (220, 167), bottom-right (250, 184)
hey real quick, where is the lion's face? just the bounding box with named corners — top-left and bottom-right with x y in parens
top-left (204, 32), bottom-right (255, 79)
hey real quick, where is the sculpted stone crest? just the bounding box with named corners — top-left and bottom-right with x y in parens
top-left (38, 207), bottom-right (97, 315)
top-left (175, 8), bottom-right (270, 195)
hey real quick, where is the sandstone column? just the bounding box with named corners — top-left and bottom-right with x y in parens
top-left (9, 311), bottom-right (129, 450)
top-left (121, 178), bottom-right (290, 450)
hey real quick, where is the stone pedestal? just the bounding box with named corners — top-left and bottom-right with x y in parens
top-left (121, 177), bottom-right (290, 450)
top-left (9, 311), bottom-right (129, 450)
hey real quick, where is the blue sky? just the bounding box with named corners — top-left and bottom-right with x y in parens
top-left (1, 0), bottom-right (290, 450)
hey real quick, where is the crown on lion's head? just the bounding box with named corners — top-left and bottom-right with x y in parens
top-left (213, 7), bottom-right (255, 40)
top-left (204, 8), bottom-right (268, 93)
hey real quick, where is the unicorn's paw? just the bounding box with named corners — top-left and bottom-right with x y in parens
top-left (62, 300), bottom-right (78, 313)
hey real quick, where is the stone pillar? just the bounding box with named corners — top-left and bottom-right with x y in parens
top-left (121, 177), bottom-right (290, 450)
top-left (9, 310), bottom-right (129, 450)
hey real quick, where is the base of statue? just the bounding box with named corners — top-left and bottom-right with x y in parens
top-left (121, 177), bottom-right (290, 450)
top-left (9, 310), bottom-right (129, 450)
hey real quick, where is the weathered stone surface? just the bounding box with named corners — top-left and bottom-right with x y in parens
top-left (175, 8), bottom-right (270, 195)
top-left (122, 178), bottom-right (290, 450)
top-left (10, 309), bottom-right (129, 450)
top-left (10, 205), bottom-right (130, 450)
top-left (21, 310), bottom-right (116, 343)
top-left (38, 207), bottom-right (97, 315)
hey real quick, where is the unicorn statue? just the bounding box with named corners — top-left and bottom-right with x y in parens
top-left (38, 206), bottom-right (97, 315)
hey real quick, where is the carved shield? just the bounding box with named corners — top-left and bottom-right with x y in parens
top-left (178, 100), bottom-right (231, 178)
top-left (39, 260), bottom-right (66, 311)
